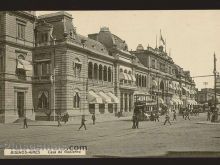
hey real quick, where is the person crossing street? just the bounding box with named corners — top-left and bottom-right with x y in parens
top-left (185, 109), bottom-right (190, 120)
top-left (207, 110), bottom-right (211, 121)
top-left (173, 110), bottom-right (177, 121)
top-left (78, 115), bottom-right (87, 130)
top-left (164, 113), bottom-right (171, 125)
top-left (92, 113), bottom-right (96, 125)
top-left (57, 114), bottom-right (62, 127)
top-left (23, 116), bottom-right (28, 129)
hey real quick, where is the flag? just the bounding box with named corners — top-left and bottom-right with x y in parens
top-left (160, 35), bottom-right (166, 45)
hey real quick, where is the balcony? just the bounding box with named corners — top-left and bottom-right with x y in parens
top-left (88, 79), bottom-right (113, 87)
top-left (32, 75), bottom-right (51, 82)
top-left (119, 81), bottom-right (137, 90)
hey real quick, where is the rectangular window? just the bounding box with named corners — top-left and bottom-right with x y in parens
top-left (169, 67), bottom-right (172, 74)
top-left (42, 63), bottom-right (47, 75)
top-left (151, 59), bottom-right (155, 69)
top-left (17, 23), bottom-right (25, 39)
top-left (34, 63), bottom-right (38, 76)
top-left (46, 63), bottom-right (51, 74)
top-left (0, 55), bottom-right (3, 73)
top-left (37, 63), bottom-right (42, 76)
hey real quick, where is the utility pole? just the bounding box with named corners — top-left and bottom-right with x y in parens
top-left (212, 52), bottom-right (218, 122)
top-left (214, 53), bottom-right (217, 110)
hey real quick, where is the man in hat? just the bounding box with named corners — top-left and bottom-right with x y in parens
top-left (173, 110), bottom-right (177, 121)
top-left (91, 113), bottom-right (96, 125)
top-left (164, 113), bottom-right (171, 125)
top-left (78, 115), bottom-right (87, 130)
top-left (23, 116), bottom-right (28, 129)
top-left (132, 114), bottom-right (137, 129)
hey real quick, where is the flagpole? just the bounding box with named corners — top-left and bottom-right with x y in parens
top-left (160, 29), bottom-right (161, 46)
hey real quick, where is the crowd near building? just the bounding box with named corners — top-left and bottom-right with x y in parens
top-left (0, 11), bottom-right (198, 123)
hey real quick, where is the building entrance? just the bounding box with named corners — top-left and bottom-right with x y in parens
top-left (17, 92), bottom-right (25, 117)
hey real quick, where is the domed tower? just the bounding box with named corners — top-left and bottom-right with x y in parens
top-left (136, 44), bottom-right (144, 51)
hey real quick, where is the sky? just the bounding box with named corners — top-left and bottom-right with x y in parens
top-left (37, 10), bottom-right (220, 90)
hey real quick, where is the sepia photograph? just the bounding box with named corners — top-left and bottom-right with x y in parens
top-left (0, 10), bottom-right (220, 158)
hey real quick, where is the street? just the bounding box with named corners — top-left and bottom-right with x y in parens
top-left (0, 113), bottom-right (220, 158)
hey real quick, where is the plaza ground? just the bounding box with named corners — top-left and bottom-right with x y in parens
top-left (0, 113), bottom-right (220, 158)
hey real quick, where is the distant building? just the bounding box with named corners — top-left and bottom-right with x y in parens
top-left (197, 88), bottom-right (220, 104)
top-left (0, 11), bottom-right (198, 123)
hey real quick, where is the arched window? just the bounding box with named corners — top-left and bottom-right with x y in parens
top-left (108, 67), bottom-right (111, 82)
top-left (124, 70), bottom-right (127, 83)
top-left (99, 64), bottom-right (102, 80)
top-left (88, 62), bottom-right (93, 79)
top-left (38, 91), bottom-right (49, 109)
top-left (136, 74), bottom-right (138, 86)
top-left (73, 58), bottom-right (81, 77)
top-left (73, 92), bottom-right (80, 108)
top-left (142, 75), bottom-right (144, 87)
top-left (94, 63), bottom-right (98, 80)
top-left (139, 75), bottom-right (141, 87)
top-left (160, 81), bottom-right (164, 91)
top-left (103, 66), bottom-right (107, 81)
top-left (144, 76), bottom-right (147, 87)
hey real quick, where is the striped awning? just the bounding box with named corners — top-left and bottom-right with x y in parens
top-left (107, 92), bottom-right (119, 104)
top-left (158, 98), bottom-right (164, 104)
top-left (127, 74), bottom-right (132, 81)
top-left (119, 72), bottom-right (131, 80)
top-left (88, 91), bottom-right (103, 104)
top-left (131, 74), bottom-right (136, 82)
top-left (169, 100), bottom-right (174, 105)
top-left (152, 80), bottom-right (158, 87)
top-left (182, 87), bottom-right (189, 92)
top-left (98, 91), bottom-right (112, 103)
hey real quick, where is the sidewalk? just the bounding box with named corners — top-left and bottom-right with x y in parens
top-left (11, 114), bottom-right (132, 126)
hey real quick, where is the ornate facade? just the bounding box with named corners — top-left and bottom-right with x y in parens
top-left (0, 11), bottom-right (197, 123)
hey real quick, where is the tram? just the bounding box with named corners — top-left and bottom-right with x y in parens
top-left (133, 93), bottom-right (156, 121)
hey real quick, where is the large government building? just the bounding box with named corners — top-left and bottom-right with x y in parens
top-left (0, 11), bottom-right (198, 123)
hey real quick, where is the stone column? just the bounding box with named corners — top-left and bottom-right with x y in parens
top-left (92, 64), bottom-right (94, 79)
top-left (130, 94), bottom-right (134, 112)
top-left (121, 93), bottom-right (124, 112)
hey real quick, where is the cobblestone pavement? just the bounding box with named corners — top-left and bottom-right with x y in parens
top-left (0, 113), bottom-right (220, 158)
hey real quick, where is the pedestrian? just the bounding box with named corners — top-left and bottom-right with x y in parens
top-left (91, 113), bottom-right (96, 125)
top-left (150, 112), bottom-right (154, 121)
top-left (135, 114), bottom-right (139, 129)
top-left (185, 110), bottom-right (190, 120)
top-left (23, 116), bottom-right (28, 129)
top-left (57, 114), bottom-right (62, 127)
top-left (154, 112), bottom-right (159, 122)
top-left (182, 109), bottom-right (185, 119)
top-left (173, 110), bottom-right (177, 121)
top-left (207, 110), bottom-right (211, 121)
top-left (132, 114), bottom-right (136, 129)
top-left (164, 113), bottom-right (171, 125)
top-left (78, 115), bottom-right (87, 130)
top-left (64, 112), bottom-right (69, 124)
